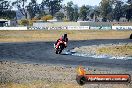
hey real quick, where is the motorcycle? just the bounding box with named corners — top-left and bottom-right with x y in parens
top-left (54, 41), bottom-right (66, 54)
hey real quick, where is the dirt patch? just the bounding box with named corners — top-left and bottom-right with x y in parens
top-left (96, 43), bottom-right (132, 57)
top-left (72, 43), bottom-right (132, 58)
top-left (0, 61), bottom-right (132, 88)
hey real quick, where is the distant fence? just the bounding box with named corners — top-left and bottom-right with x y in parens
top-left (0, 27), bottom-right (27, 30)
top-left (27, 26), bottom-right (111, 30)
top-left (31, 22), bottom-right (132, 30)
top-left (0, 26), bottom-right (132, 30)
top-left (112, 26), bottom-right (132, 30)
top-left (27, 26), bottom-right (67, 30)
top-left (28, 26), bottom-right (90, 30)
top-left (89, 26), bottom-right (111, 30)
top-left (67, 26), bottom-right (89, 30)
top-left (28, 26), bottom-right (132, 30)
top-left (80, 22), bottom-right (111, 27)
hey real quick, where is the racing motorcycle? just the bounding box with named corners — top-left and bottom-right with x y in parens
top-left (54, 41), bottom-right (66, 54)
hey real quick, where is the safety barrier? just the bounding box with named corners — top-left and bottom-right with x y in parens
top-left (0, 27), bottom-right (27, 30)
top-left (27, 26), bottom-right (67, 30)
top-left (28, 26), bottom-right (132, 30)
top-left (112, 26), bottom-right (132, 30)
top-left (89, 26), bottom-right (111, 30)
top-left (0, 26), bottom-right (132, 30)
top-left (28, 26), bottom-right (89, 30)
top-left (67, 26), bottom-right (89, 30)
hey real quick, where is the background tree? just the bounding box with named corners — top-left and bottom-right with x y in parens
top-left (79, 5), bottom-right (89, 21)
top-left (106, 12), bottom-right (114, 22)
top-left (42, 0), bottom-right (63, 16)
top-left (0, 0), bottom-right (16, 19)
top-left (0, 0), bottom-right (10, 11)
top-left (100, 0), bottom-right (113, 22)
top-left (94, 6), bottom-right (101, 22)
top-left (55, 12), bottom-right (64, 21)
top-left (3, 10), bottom-right (16, 19)
top-left (27, 0), bottom-right (40, 19)
top-left (12, 0), bottom-right (27, 19)
top-left (41, 15), bottom-right (53, 21)
top-left (8, 0), bottom-right (132, 22)
top-left (38, 1), bottom-right (47, 19)
top-left (90, 12), bottom-right (94, 19)
top-left (89, 6), bottom-right (100, 21)
top-left (113, 0), bottom-right (124, 21)
top-left (73, 5), bottom-right (79, 21)
top-left (19, 19), bottom-right (29, 26)
top-left (125, 0), bottom-right (132, 21)
top-left (65, 1), bottom-right (74, 21)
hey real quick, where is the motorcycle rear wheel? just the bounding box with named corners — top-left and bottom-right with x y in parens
top-left (58, 50), bottom-right (62, 54)
top-left (55, 49), bottom-right (62, 54)
top-left (56, 50), bottom-right (58, 54)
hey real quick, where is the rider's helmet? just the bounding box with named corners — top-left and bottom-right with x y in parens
top-left (64, 34), bottom-right (67, 39)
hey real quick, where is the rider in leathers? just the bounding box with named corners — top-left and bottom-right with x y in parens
top-left (54, 34), bottom-right (68, 49)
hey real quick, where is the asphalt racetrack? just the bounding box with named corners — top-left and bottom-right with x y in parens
top-left (0, 39), bottom-right (132, 70)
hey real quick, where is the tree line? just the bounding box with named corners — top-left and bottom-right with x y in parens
top-left (0, 0), bottom-right (132, 22)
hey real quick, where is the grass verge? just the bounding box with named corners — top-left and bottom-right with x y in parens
top-left (0, 30), bottom-right (131, 42)
top-left (96, 43), bottom-right (132, 57)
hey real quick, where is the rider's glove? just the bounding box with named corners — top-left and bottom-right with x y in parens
top-left (54, 44), bottom-right (56, 49)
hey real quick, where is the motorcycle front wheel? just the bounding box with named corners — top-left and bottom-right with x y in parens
top-left (56, 50), bottom-right (58, 54)
top-left (55, 49), bottom-right (62, 54)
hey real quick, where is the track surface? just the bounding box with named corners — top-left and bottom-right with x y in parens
top-left (0, 39), bottom-right (132, 70)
